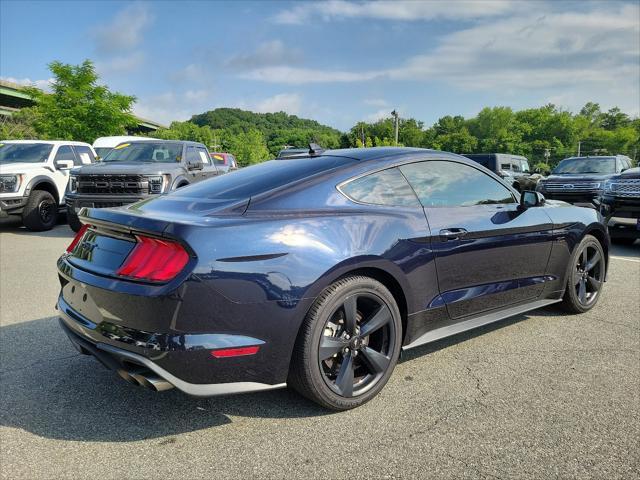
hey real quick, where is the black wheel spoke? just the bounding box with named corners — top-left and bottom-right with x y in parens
top-left (585, 250), bottom-right (601, 272)
top-left (319, 335), bottom-right (349, 360)
top-left (578, 279), bottom-right (587, 303)
top-left (342, 295), bottom-right (358, 334)
top-left (360, 347), bottom-right (390, 374)
top-left (335, 352), bottom-right (354, 397)
top-left (360, 305), bottom-right (391, 338)
top-left (586, 275), bottom-right (601, 291)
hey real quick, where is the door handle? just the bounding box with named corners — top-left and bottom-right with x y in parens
top-left (439, 228), bottom-right (468, 241)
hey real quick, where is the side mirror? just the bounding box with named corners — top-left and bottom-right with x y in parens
top-left (520, 190), bottom-right (545, 209)
top-left (55, 160), bottom-right (74, 170)
top-left (187, 159), bottom-right (203, 171)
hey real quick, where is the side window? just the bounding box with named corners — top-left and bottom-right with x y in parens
top-left (400, 161), bottom-right (516, 207)
top-left (54, 145), bottom-right (76, 163)
top-left (185, 146), bottom-right (199, 163)
top-left (511, 162), bottom-right (521, 173)
top-left (228, 155), bottom-right (236, 167)
top-left (73, 145), bottom-right (96, 165)
top-left (340, 167), bottom-right (420, 207)
top-left (500, 162), bottom-right (511, 171)
top-left (196, 147), bottom-right (211, 165)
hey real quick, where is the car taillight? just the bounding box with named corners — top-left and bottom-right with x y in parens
top-left (66, 224), bottom-right (90, 252)
top-left (116, 236), bottom-right (189, 282)
top-left (211, 346), bottom-right (260, 358)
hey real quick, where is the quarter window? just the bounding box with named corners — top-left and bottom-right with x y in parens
top-left (400, 161), bottom-right (516, 207)
top-left (340, 168), bottom-right (420, 207)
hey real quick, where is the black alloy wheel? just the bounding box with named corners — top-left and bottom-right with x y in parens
top-left (561, 234), bottom-right (605, 313)
top-left (289, 276), bottom-right (402, 410)
top-left (318, 292), bottom-right (396, 398)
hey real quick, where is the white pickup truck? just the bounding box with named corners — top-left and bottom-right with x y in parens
top-left (0, 140), bottom-right (96, 230)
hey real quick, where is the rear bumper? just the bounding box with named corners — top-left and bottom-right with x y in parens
top-left (57, 295), bottom-right (286, 396)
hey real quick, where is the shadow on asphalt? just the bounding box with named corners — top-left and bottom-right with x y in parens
top-left (0, 216), bottom-right (74, 238)
top-left (0, 316), bottom-right (330, 443)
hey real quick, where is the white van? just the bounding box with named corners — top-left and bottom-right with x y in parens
top-left (93, 136), bottom-right (152, 159)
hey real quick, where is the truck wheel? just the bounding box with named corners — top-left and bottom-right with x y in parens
top-left (22, 190), bottom-right (58, 231)
top-left (67, 210), bottom-right (83, 232)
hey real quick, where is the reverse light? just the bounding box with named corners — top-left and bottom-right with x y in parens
top-left (210, 346), bottom-right (260, 358)
top-left (116, 236), bottom-right (189, 282)
top-left (66, 224), bottom-right (90, 252)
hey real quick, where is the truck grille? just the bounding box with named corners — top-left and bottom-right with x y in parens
top-left (608, 179), bottom-right (640, 198)
top-left (543, 182), bottom-right (601, 192)
top-left (77, 175), bottom-right (148, 195)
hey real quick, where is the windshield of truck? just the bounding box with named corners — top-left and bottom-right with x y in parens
top-left (553, 157), bottom-right (616, 174)
top-left (102, 142), bottom-right (182, 163)
top-left (0, 143), bottom-right (54, 163)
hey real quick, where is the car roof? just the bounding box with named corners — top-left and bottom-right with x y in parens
top-left (317, 146), bottom-right (460, 163)
top-left (93, 136), bottom-right (152, 148)
top-left (0, 139), bottom-right (92, 146)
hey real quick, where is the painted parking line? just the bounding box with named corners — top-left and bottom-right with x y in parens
top-left (610, 256), bottom-right (640, 263)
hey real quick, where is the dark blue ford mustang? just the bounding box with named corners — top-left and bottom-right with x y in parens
top-left (57, 147), bottom-right (608, 410)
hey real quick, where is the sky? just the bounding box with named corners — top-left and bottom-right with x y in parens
top-left (1, 0), bottom-right (639, 131)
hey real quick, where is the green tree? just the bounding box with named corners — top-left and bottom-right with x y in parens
top-left (22, 60), bottom-right (136, 143)
top-left (226, 129), bottom-right (270, 166)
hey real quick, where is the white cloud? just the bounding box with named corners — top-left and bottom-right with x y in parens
top-left (365, 108), bottom-right (393, 122)
top-left (0, 76), bottom-right (54, 91)
top-left (134, 89), bottom-right (215, 124)
top-left (95, 52), bottom-right (145, 75)
top-left (254, 93), bottom-right (302, 115)
top-left (274, 0), bottom-right (516, 24)
top-left (93, 3), bottom-right (153, 54)
top-left (226, 40), bottom-right (303, 71)
top-left (254, 3), bottom-right (640, 114)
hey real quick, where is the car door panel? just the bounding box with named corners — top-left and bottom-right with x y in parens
top-left (400, 160), bottom-right (554, 320)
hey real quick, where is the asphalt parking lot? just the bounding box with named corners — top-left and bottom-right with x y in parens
top-left (0, 218), bottom-right (638, 479)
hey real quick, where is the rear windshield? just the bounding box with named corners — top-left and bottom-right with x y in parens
top-left (0, 143), bottom-right (53, 163)
top-left (553, 157), bottom-right (616, 174)
top-left (102, 142), bottom-right (183, 163)
top-left (173, 156), bottom-right (355, 200)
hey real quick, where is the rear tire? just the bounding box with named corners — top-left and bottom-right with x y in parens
top-left (21, 190), bottom-right (57, 231)
top-left (560, 234), bottom-right (605, 313)
top-left (288, 276), bottom-right (402, 410)
top-left (68, 210), bottom-right (83, 232)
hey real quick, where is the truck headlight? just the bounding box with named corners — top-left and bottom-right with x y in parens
top-left (69, 175), bottom-right (78, 193)
top-left (535, 182), bottom-right (545, 192)
top-left (603, 179), bottom-right (614, 193)
top-left (146, 175), bottom-right (168, 194)
top-left (0, 174), bottom-right (22, 193)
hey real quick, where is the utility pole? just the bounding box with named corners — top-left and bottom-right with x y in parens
top-left (577, 141), bottom-right (581, 156)
top-left (361, 123), bottom-right (365, 147)
top-left (391, 110), bottom-right (399, 146)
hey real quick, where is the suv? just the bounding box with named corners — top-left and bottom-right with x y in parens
top-left (66, 140), bottom-right (219, 231)
top-left (209, 152), bottom-right (238, 173)
top-left (536, 155), bottom-right (632, 208)
top-left (0, 140), bottom-right (96, 231)
top-left (599, 166), bottom-right (639, 245)
top-left (463, 153), bottom-right (536, 191)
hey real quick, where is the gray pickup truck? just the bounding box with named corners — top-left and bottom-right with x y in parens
top-left (66, 139), bottom-right (220, 231)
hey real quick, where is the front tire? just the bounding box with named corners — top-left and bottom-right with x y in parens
top-left (560, 234), bottom-right (605, 313)
top-left (67, 210), bottom-right (83, 232)
top-left (289, 276), bottom-right (402, 410)
top-left (21, 190), bottom-right (58, 231)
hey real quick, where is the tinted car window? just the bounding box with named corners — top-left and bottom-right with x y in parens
top-left (73, 145), bottom-right (96, 164)
top-left (400, 161), bottom-right (516, 207)
top-left (54, 145), bottom-right (76, 163)
top-left (340, 168), bottom-right (420, 207)
top-left (0, 143), bottom-right (53, 163)
top-left (173, 156), bottom-right (355, 200)
top-left (500, 163), bottom-right (511, 171)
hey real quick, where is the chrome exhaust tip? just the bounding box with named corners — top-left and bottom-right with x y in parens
top-left (117, 369), bottom-right (140, 386)
top-left (131, 372), bottom-right (174, 392)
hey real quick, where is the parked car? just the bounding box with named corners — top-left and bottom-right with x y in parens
top-left (209, 152), bottom-right (238, 173)
top-left (57, 147), bottom-right (608, 410)
top-left (66, 140), bottom-right (220, 231)
top-left (536, 155), bottom-right (633, 208)
top-left (462, 153), bottom-right (536, 191)
top-left (92, 135), bottom-right (151, 159)
top-left (599, 166), bottom-right (639, 245)
top-left (0, 140), bottom-right (96, 230)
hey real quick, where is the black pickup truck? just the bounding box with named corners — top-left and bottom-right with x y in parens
top-left (599, 167), bottom-right (640, 245)
top-left (66, 140), bottom-right (220, 231)
top-left (536, 155), bottom-right (633, 208)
